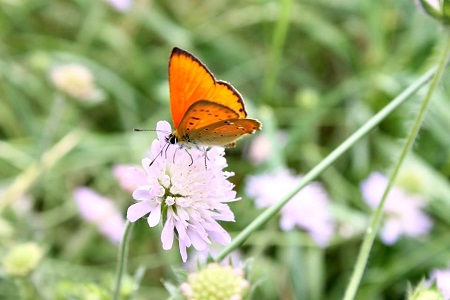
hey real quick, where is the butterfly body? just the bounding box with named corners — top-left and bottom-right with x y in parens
top-left (168, 47), bottom-right (261, 149)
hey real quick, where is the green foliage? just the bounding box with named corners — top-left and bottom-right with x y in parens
top-left (1, 0), bottom-right (449, 299)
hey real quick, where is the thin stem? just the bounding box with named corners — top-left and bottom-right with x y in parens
top-left (215, 65), bottom-right (437, 263)
top-left (261, 0), bottom-right (292, 104)
top-left (343, 29), bottom-right (450, 300)
top-left (113, 220), bottom-right (134, 300)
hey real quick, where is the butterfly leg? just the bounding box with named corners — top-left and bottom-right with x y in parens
top-left (184, 148), bottom-right (194, 166)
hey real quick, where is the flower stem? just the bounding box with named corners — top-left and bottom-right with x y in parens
top-left (216, 65), bottom-right (438, 263)
top-left (343, 29), bottom-right (450, 300)
top-left (113, 220), bottom-right (134, 300)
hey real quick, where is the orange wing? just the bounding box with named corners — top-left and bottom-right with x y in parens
top-left (174, 100), bottom-right (261, 147)
top-left (169, 47), bottom-right (247, 129)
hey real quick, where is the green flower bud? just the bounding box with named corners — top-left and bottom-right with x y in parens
top-left (180, 263), bottom-right (249, 300)
top-left (408, 280), bottom-right (445, 300)
top-left (2, 243), bottom-right (44, 277)
top-left (418, 0), bottom-right (450, 24)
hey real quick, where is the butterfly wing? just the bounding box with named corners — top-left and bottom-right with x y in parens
top-left (169, 48), bottom-right (247, 129)
top-left (176, 100), bottom-right (261, 147)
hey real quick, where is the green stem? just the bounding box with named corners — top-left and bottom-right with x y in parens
top-left (343, 29), bottom-right (450, 300)
top-left (216, 65), bottom-right (437, 263)
top-left (113, 220), bottom-right (134, 300)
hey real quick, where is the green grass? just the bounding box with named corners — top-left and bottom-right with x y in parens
top-left (1, 0), bottom-right (450, 299)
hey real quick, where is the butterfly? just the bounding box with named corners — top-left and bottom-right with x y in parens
top-left (166, 47), bottom-right (262, 149)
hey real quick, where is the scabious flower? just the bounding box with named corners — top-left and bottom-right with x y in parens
top-left (2, 242), bottom-right (44, 277)
top-left (408, 279), bottom-right (445, 300)
top-left (360, 172), bottom-right (433, 245)
top-left (246, 131), bottom-right (287, 165)
top-left (245, 169), bottom-right (334, 247)
top-left (416, 0), bottom-right (450, 24)
top-left (73, 187), bottom-right (125, 244)
top-left (428, 269), bottom-right (450, 298)
top-left (50, 64), bottom-right (102, 101)
top-left (126, 121), bottom-right (239, 262)
top-left (112, 164), bottom-right (140, 192)
top-left (104, 0), bottom-right (132, 11)
top-left (179, 263), bottom-right (249, 300)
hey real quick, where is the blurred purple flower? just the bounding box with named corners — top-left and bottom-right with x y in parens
top-left (126, 121), bottom-right (239, 262)
top-left (104, 0), bottom-right (132, 11)
top-left (245, 169), bottom-right (334, 247)
top-left (428, 268), bottom-right (450, 298)
top-left (73, 187), bottom-right (125, 244)
top-left (360, 172), bottom-right (433, 245)
top-left (112, 164), bottom-right (140, 192)
top-left (246, 131), bottom-right (287, 165)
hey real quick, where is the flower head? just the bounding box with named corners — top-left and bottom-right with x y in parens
top-left (360, 172), bottom-right (433, 245)
top-left (126, 121), bottom-right (239, 262)
top-left (50, 64), bottom-right (102, 101)
top-left (179, 263), bottom-right (249, 300)
top-left (2, 242), bottom-right (44, 277)
top-left (428, 269), bottom-right (450, 298)
top-left (73, 187), bottom-right (125, 244)
top-left (113, 164), bottom-right (140, 192)
top-left (416, 0), bottom-right (450, 24)
top-left (245, 169), bottom-right (334, 247)
top-left (104, 0), bottom-right (132, 11)
top-left (408, 279), bottom-right (445, 300)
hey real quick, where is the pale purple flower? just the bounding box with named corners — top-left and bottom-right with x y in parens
top-left (104, 0), bottom-right (132, 11)
top-left (245, 169), bottom-right (334, 247)
top-left (112, 164), bottom-right (140, 192)
top-left (428, 268), bottom-right (450, 298)
top-left (360, 172), bottom-right (433, 245)
top-left (73, 187), bottom-right (125, 244)
top-left (126, 121), bottom-right (239, 262)
top-left (246, 131), bottom-right (287, 165)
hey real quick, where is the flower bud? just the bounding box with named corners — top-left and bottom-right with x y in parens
top-left (417, 0), bottom-right (450, 24)
top-left (180, 263), bottom-right (249, 300)
top-left (2, 243), bottom-right (44, 277)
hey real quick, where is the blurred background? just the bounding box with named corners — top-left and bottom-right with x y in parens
top-left (1, 0), bottom-right (450, 299)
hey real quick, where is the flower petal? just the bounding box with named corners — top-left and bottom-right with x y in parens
top-left (127, 202), bottom-right (152, 222)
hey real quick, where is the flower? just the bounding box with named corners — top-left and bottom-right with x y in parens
top-left (408, 279), bottom-right (445, 300)
top-left (104, 0), bottom-right (132, 11)
top-left (126, 121), bottom-right (239, 262)
top-left (2, 242), bottom-right (44, 277)
top-left (179, 263), bottom-right (249, 300)
top-left (50, 64), bottom-right (102, 101)
top-left (246, 131), bottom-right (287, 165)
top-left (112, 164), bottom-right (140, 192)
top-left (245, 169), bottom-right (334, 247)
top-left (416, 0), bottom-right (450, 23)
top-left (360, 172), bottom-right (433, 245)
top-left (73, 187), bottom-right (125, 244)
top-left (428, 269), bottom-right (450, 299)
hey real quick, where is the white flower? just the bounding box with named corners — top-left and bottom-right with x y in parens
top-left (50, 64), bottom-right (101, 101)
top-left (126, 121), bottom-right (240, 262)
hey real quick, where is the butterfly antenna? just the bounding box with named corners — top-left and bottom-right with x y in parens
top-left (133, 128), bottom-right (171, 134)
top-left (149, 143), bottom-right (170, 167)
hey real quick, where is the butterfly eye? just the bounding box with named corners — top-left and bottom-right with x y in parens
top-left (168, 134), bottom-right (178, 145)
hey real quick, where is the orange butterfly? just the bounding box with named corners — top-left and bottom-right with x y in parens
top-left (166, 47), bottom-right (262, 149)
